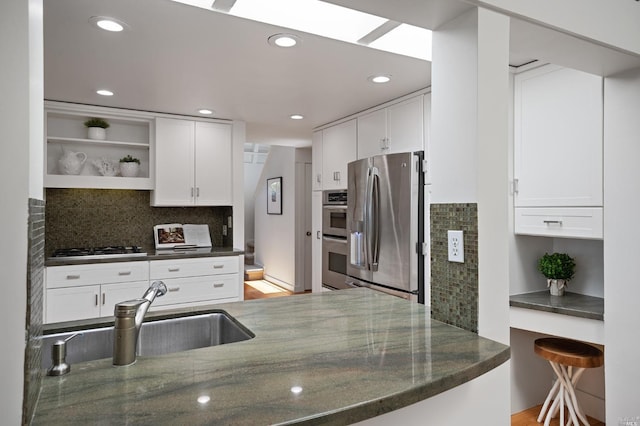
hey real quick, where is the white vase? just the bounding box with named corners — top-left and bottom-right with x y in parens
top-left (87, 127), bottom-right (106, 140)
top-left (119, 162), bottom-right (139, 177)
top-left (547, 279), bottom-right (566, 296)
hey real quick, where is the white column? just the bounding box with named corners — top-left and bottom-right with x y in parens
top-left (431, 8), bottom-right (511, 345)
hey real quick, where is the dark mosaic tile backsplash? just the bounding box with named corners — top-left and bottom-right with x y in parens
top-left (25, 198), bottom-right (45, 425)
top-left (430, 203), bottom-right (478, 333)
top-left (45, 189), bottom-right (232, 256)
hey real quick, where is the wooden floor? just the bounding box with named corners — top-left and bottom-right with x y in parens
top-left (243, 280), bottom-right (295, 300)
top-left (511, 404), bottom-right (605, 426)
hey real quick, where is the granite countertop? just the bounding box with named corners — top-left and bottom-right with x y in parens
top-left (44, 247), bottom-right (244, 266)
top-left (33, 288), bottom-right (510, 425)
top-left (509, 291), bottom-right (604, 321)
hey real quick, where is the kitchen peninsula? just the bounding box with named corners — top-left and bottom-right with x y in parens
top-left (32, 288), bottom-right (509, 425)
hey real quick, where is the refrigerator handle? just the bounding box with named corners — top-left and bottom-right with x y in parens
top-left (364, 167), bottom-right (373, 270)
top-left (370, 170), bottom-right (380, 271)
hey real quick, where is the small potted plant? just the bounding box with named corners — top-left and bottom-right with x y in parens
top-left (537, 252), bottom-right (576, 296)
top-left (84, 117), bottom-right (110, 140)
top-left (119, 154), bottom-right (140, 177)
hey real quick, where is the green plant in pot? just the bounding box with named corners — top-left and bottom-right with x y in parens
top-left (84, 117), bottom-right (110, 140)
top-left (537, 252), bottom-right (576, 296)
top-left (119, 154), bottom-right (140, 177)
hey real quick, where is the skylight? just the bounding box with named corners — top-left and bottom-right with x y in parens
top-left (171, 0), bottom-right (432, 61)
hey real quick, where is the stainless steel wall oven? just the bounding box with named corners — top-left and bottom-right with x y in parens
top-left (322, 190), bottom-right (349, 290)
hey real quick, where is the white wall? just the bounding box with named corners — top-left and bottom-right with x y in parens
top-left (232, 121), bottom-right (246, 250)
top-left (244, 161), bottom-right (264, 246)
top-left (603, 67), bottom-right (640, 424)
top-left (0, 0), bottom-right (42, 422)
top-left (254, 146), bottom-right (298, 290)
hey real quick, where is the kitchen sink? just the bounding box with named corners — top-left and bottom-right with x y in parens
top-left (41, 312), bottom-right (254, 368)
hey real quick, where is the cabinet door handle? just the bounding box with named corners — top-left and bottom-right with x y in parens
top-left (512, 178), bottom-right (519, 195)
top-left (316, 174), bottom-right (321, 183)
top-left (543, 220), bottom-right (563, 225)
top-left (118, 271), bottom-right (131, 276)
top-left (168, 287), bottom-right (180, 292)
top-left (168, 266), bottom-right (180, 272)
top-left (317, 231), bottom-right (321, 239)
top-left (191, 187), bottom-right (194, 197)
top-left (66, 274), bottom-right (80, 280)
top-left (102, 293), bottom-right (106, 305)
top-left (213, 283), bottom-right (224, 288)
top-left (333, 171), bottom-right (340, 181)
top-left (196, 187), bottom-right (200, 197)
top-left (95, 294), bottom-right (99, 306)
top-left (213, 264), bottom-right (224, 269)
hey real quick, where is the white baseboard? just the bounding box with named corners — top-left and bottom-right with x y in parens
top-left (263, 274), bottom-right (294, 292)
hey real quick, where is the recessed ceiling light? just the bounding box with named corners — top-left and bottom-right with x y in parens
top-left (96, 89), bottom-right (114, 96)
top-left (290, 114), bottom-right (304, 120)
top-left (89, 16), bottom-right (128, 32)
top-left (268, 34), bottom-right (301, 48)
top-left (198, 109), bottom-right (214, 115)
top-left (368, 75), bottom-right (391, 84)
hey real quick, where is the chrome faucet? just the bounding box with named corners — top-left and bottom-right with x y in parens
top-left (112, 280), bottom-right (167, 366)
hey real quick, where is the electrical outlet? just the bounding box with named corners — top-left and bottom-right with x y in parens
top-left (447, 230), bottom-right (464, 263)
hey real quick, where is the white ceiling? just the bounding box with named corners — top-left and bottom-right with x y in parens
top-left (43, 0), bottom-right (640, 147)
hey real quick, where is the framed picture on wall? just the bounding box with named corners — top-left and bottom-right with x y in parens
top-left (267, 177), bottom-right (282, 215)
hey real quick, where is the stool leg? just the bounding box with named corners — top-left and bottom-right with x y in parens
top-left (558, 364), bottom-right (580, 426)
top-left (537, 378), bottom-right (561, 423)
top-left (548, 362), bottom-right (588, 426)
top-left (566, 367), bottom-right (590, 426)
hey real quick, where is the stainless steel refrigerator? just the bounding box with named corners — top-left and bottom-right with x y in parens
top-left (345, 151), bottom-right (425, 303)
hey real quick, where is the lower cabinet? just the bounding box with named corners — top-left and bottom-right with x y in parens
top-left (149, 256), bottom-right (241, 310)
top-left (45, 256), bottom-right (242, 323)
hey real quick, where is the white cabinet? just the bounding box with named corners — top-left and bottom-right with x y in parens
top-left (44, 102), bottom-right (153, 190)
top-left (45, 262), bottom-right (150, 323)
top-left (321, 119), bottom-right (357, 190)
top-left (514, 65), bottom-right (603, 238)
top-left (149, 256), bottom-right (241, 308)
top-left (357, 96), bottom-right (424, 159)
top-left (312, 130), bottom-right (323, 191)
top-left (152, 118), bottom-right (232, 206)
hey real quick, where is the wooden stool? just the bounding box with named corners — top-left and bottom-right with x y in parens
top-left (534, 337), bottom-right (604, 426)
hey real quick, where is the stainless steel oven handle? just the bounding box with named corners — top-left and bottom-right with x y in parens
top-left (322, 235), bottom-right (347, 244)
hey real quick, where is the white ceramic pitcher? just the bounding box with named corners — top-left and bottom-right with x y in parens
top-left (58, 150), bottom-right (87, 175)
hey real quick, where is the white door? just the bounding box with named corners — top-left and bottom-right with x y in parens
top-left (304, 163), bottom-right (312, 291)
top-left (311, 191), bottom-right (323, 293)
top-left (387, 96), bottom-right (424, 154)
top-left (514, 65), bottom-right (603, 207)
top-left (152, 118), bottom-right (195, 206)
top-left (357, 108), bottom-right (386, 159)
top-left (195, 121), bottom-right (233, 206)
top-left (322, 119), bottom-right (357, 190)
top-left (46, 285), bottom-right (101, 323)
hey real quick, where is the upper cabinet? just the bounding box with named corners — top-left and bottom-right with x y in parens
top-left (44, 102), bottom-right (154, 190)
top-left (357, 96), bottom-right (424, 159)
top-left (152, 117), bottom-right (232, 206)
top-left (513, 64), bottom-right (603, 238)
top-left (321, 119), bottom-right (357, 190)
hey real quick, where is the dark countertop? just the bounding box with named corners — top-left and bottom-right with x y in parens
top-left (509, 291), bottom-right (604, 321)
top-left (33, 288), bottom-right (510, 425)
top-left (44, 247), bottom-right (244, 266)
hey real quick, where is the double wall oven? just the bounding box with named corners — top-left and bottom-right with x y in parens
top-left (322, 190), bottom-right (349, 290)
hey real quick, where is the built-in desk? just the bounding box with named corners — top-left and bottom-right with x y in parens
top-left (509, 291), bottom-right (604, 345)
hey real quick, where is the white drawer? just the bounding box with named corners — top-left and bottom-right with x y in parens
top-left (150, 256), bottom-right (239, 279)
top-left (46, 261), bottom-right (149, 288)
top-left (152, 274), bottom-right (239, 306)
top-left (514, 207), bottom-right (603, 239)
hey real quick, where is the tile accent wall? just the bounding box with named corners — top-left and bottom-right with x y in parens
top-left (430, 203), bottom-right (478, 333)
top-left (45, 189), bottom-right (232, 255)
top-left (24, 198), bottom-right (45, 425)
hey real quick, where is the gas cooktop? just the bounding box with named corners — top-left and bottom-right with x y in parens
top-left (49, 246), bottom-right (147, 260)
